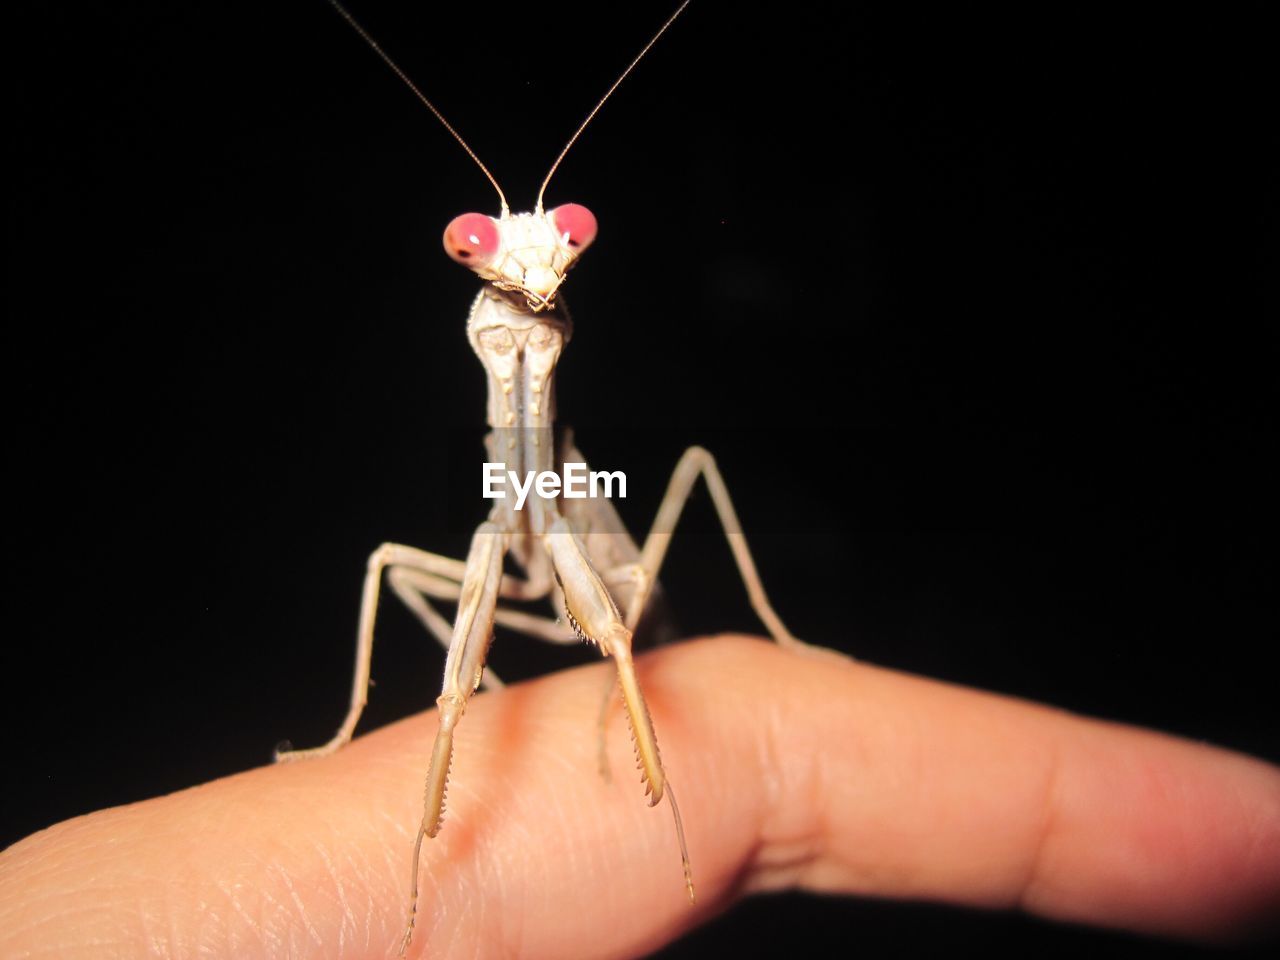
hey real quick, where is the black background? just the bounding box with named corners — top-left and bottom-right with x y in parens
top-left (8, 1), bottom-right (1276, 956)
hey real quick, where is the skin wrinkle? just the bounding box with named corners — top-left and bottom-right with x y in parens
top-left (43, 866), bottom-right (135, 949)
top-left (827, 673), bottom-right (894, 892)
top-left (143, 907), bottom-right (170, 960)
top-left (1017, 720), bottom-right (1064, 916)
top-left (798, 701), bottom-right (847, 894)
top-left (276, 863), bottom-right (324, 949)
top-left (479, 826), bottom-right (511, 960)
top-left (1058, 727), bottom-right (1175, 925)
top-left (216, 844), bottom-right (263, 952)
top-left (921, 676), bottom-right (1049, 903)
top-left (188, 894), bottom-right (221, 958)
top-left (517, 762), bottom-right (582, 957)
top-left (253, 869), bottom-right (295, 954)
top-left (250, 836), bottom-right (295, 954)
top-left (499, 831), bottom-right (526, 960)
top-left (745, 693), bottom-right (824, 893)
top-left (159, 830), bottom-right (216, 946)
top-left (976, 698), bottom-right (1052, 905)
top-left (340, 848), bottom-right (379, 956)
top-left (312, 841), bottom-right (354, 956)
top-left (373, 842), bottom-right (402, 948)
top-left (996, 703), bottom-right (1071, 905)
top-left (826, 672), bottom-right (916, 895)
top-left (214, 877), bottom-right (266, 956)
top-left (191, 892), bottom-right (219, 954)
top-left (1133, 750), bottom-right (1199, 884)
top-left (477, 820), bottom-right (517, 934)
top-left (1245, 793), bottom-right (1279, 862)
top-left (900, 677), bottom-right (952, 895)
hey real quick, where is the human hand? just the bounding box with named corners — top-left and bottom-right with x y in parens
top-left (2, 636), bottom-right (1276, 957)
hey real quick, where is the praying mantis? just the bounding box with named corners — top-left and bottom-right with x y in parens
top-left (275, 1), bottom-right (806, 952)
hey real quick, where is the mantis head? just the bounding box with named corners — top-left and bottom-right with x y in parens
top-left (444, 204), bottom-right (598, 312)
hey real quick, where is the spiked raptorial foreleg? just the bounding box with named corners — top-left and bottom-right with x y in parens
top-left (544, 516), bottom-right (695, 903)
top-left (400, 521), bottom-right (507, 956)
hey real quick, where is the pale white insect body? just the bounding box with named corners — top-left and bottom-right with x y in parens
top-left (278, 2), bottom-right (804, 953)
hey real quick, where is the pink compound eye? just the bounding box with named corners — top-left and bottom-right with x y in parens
top-left (549, 203), bottom-right (598, 252)
top-left (443, 213), bottom-right (500, 265)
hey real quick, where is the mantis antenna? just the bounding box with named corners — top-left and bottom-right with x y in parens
top-left (327, 0), bottom-right (692, 219)
top-left (536, 0), bottom-right (692, 213)
top-left (326, 0), bottom-right (510, 216)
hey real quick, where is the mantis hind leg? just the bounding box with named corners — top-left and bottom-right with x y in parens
top-left (611, 445), bottom-right (805, 646)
